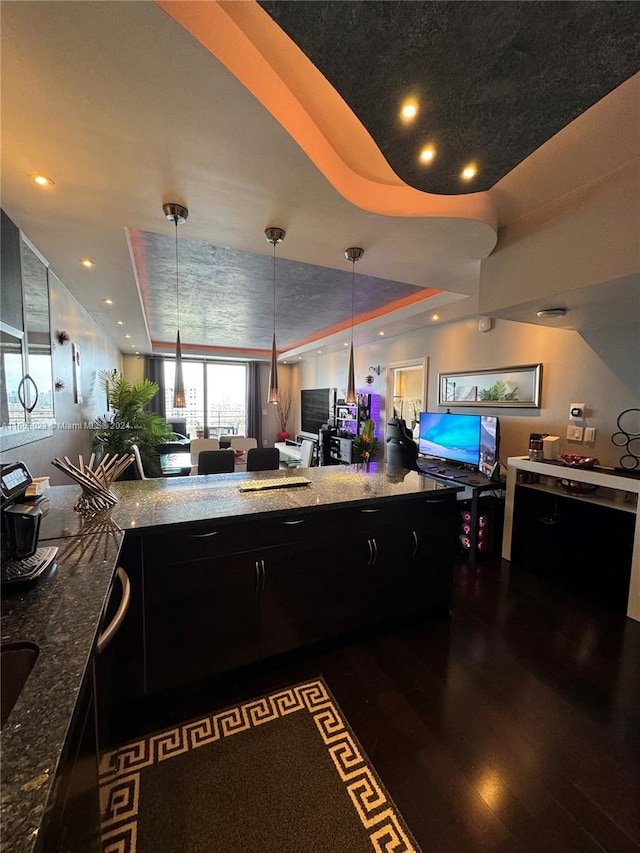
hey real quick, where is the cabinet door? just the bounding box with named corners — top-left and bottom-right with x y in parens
top-left (325, 503), bottom-right (412, 633)
top-left (37, 675), bottom-right (100, 853)
top-left (259, 537), bottom-right (327, 659)
top-left (144, 552), bottom-right (260, 694)
top-left (412, 494), bottom-right (459, 612)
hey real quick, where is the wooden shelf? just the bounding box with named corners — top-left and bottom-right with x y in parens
top-left (517, 479), bottom-right (637, 514)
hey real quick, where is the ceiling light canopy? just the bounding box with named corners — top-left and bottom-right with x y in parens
top-left (536, 307), bottom-right (567, 318)
top-left (163, 202), bottom-right (189, 408)
top-left (265, 226), bottom-right (286, 404)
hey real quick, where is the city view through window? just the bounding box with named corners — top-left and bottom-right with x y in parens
top-left (163, 360), bottom-right (247, 438)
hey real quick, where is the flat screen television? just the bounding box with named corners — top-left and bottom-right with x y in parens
top-left (300, 388), bottom-right (336, 437)
top-left (479, 415), bottom-right (500, 477)
top-left (418, 412), bottom-right (482, 468)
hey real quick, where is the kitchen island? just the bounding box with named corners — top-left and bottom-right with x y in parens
top-left (1, 465), bottom-right (462, 852)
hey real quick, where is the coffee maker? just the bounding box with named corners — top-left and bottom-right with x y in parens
top-left (1, 461), bottom-right (57, 586)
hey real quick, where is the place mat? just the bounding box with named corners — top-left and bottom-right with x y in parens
top-left (99, 678), bottom-right (421, 852)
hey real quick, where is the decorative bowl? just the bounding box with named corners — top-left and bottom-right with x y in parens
top-left (559, 478), bottom-right (598, 495)
top-left (560, 454), bottom-right (598, 469)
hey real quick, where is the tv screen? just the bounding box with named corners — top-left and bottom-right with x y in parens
top-left (418, 412), bottom-right (481, 467)
top-left (480, 415), bottom-right (500, 477)
top-left (301, 388), bottom-right (335, 437)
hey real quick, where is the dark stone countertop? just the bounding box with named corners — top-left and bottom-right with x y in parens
top-left (1, 527), bottom-right (123, 853)
top-left (1, 464), bottom-right (458, 852)
top-left (39, 463), bottom-right (458, 539)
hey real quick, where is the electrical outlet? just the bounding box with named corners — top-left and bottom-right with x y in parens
top-left (584, 427), bottom-right (596, 442)
top-left (566, 424), bottom-right (584, 441)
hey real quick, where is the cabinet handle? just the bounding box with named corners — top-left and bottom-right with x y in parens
top-left (191, 530), bottom-right (220, 538)
top-left (425, 497), bottom-right (448, 504)
top-left (261, 559), bottom-right (266, 592)
top-left (411, 530), bottom-right (418, 557)
top-left (367, 539), bottom-right (374, 566)
top-left (371, 538), bottom-right (378, 565)
top-left (281, 519), bottom-right (306, 526)
top-left (17, 374), bottom-right (39, 414)
top-left (361, 508), bottom-right (381, 513)
top-left (97, 567), bottom-right (130, 654)
top-left (255, 560), bottom-right (261, 593)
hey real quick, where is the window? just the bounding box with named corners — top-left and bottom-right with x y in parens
top-left (164, 360), bottom-right (247, 438)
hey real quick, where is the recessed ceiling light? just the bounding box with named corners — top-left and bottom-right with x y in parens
top-left (116, 320), bottom-right (124, 325)
top-left (344, 342), bottom-right (349, 347)
top-left (379, 331), bottom-right (385, 336)
top-left (125, 334), bottom-right (131, 339)
top-left (130, 344), bottom-right (135, 348)
top-left (318, 350), bottom-right (322, 354)
top-left (419, 146), bottom-right (435, 163)
top-left (431, 313), bottom-right (440, 321)
top-left (298, 356), bottom-right (302, 360)
top-left (103, 298), bottom-right (113, 305)
top-left (30, 173), bottom-right (55, 188)
top-left (536, 307), bottom-right (567, 318)
top-left (461, 165), bottom-right (477, 181)
top-left (400, 101), bottom-right (418, 120)
top-left (80, 258), bottom-right (95, 269)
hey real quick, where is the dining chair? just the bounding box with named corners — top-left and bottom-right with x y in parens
top-left (197, 449), bottom-right (235, 475)
top-left (230, 437), bottom-right (258, 469)
top-left (298, 439), bottom-right (315, 468)
top-left (129, 443), bottom-right (148, 480)
top-left (189, 438), bottom-right (220, 474)
top-left (246, 447), bottom-right (280, 472)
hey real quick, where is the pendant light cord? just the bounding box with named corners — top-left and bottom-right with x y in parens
top-left (174, 217), bottom-right (180, 331)
top-left (273, 240), bottom-right (277, 337)
top-left (351, 259), bottom-right (355, 343)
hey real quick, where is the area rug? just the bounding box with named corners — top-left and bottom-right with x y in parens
top-left (99, 678), bottom-right (421, 852)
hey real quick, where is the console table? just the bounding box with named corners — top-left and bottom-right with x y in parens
top-left (502, 456), bottom-right (640, 621)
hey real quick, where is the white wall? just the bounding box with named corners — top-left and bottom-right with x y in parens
top-left (1, 272), bottom-right (122, 483)
top-left (294, 317), bottom-right (640, 470)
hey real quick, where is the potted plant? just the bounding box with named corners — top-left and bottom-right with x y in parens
top-left (92, 371), bottom-right (172, 477)
top-left (352, 418), bottom-right (380, 464)
top-left (276, 388), bottom-right (292, 441)
top-left (195, 423), bottom-right (204, 439)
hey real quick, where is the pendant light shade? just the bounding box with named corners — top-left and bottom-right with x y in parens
top-left (163, 202), bottom-right (188, 409)
top-left (344, 247), bottom-right (364, 405)
top-left (265, 227), bottom-right (285, 404)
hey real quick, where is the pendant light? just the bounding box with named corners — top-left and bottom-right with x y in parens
top-left (265, 226), bottom-right (285, 404)
top-left (163, 202), bottom-right (188, 408)
top-left (344, 246), bottom-right (364, 405)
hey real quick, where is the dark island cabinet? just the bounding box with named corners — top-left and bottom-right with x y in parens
top-left (412, 493), bottom-right (459, 611)
top-left (143, 550), bottom-right (260, 694)
top-left (138, 496), bottom-right (458, 696)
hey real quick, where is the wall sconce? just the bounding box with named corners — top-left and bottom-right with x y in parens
top-left (365, 365), bottom-right (383, 385)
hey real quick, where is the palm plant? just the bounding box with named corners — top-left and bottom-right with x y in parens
top-left (92, 371), bottom-right (172, 476)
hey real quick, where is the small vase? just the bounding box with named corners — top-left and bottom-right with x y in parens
top-left (277, 431), bottom-right (291, 442)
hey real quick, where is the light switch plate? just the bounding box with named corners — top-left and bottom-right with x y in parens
top-left (566, 424), bottom-right (584, 441)
top-left (584, 427), bottom-right (596, 442)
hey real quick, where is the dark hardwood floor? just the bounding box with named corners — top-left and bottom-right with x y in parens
top-left (115, 557), bottom-right (640, 852)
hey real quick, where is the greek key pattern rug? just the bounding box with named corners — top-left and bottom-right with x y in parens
top-left (99, 678), bottom-right (421, 852)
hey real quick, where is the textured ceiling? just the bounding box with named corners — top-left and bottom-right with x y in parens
top-left (133, 229), bottom-right (434, 352)
top-left (259, 0), bottom-right (640, 194)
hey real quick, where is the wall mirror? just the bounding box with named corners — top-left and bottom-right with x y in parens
top-left (438, 363), bottom-right (542, 408)
top-left (0, 234), bottom-right (55, 451)
top-left (386, 358), bottom-right (428, 435)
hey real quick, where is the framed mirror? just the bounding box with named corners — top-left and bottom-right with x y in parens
top-left (438, 364), bottom-right (542, 408)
